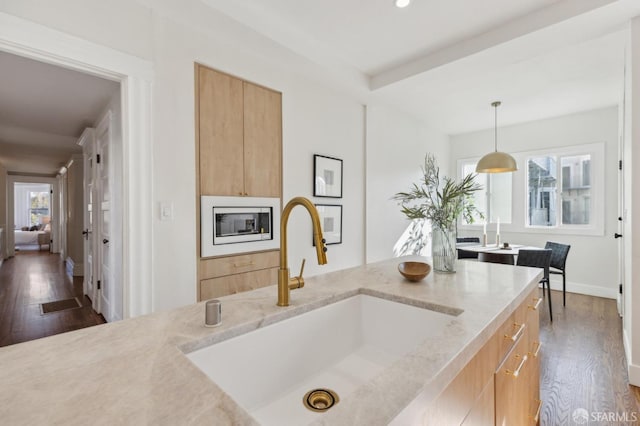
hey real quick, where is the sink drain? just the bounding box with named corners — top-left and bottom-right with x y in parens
top-left (303, 388), bottom-right (340, 412)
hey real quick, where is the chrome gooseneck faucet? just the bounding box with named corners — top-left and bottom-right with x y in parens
top-left (277, 197), bottom-right (328, 306)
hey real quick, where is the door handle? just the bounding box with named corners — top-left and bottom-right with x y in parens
top-left (615, 233), bottom-right (623, 239)
top-left (103, 239), bottom-right (109, 244)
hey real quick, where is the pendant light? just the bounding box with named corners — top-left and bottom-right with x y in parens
top-left (475, 101), bottom-right (517, 173)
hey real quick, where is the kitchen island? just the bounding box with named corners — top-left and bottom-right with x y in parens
top-left (0, 256), bottom-right (541, 425)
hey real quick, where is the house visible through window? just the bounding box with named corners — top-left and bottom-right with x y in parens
top-left (527, 153), bottom-right (591, 227)
top-left (528, 156), bottom-right (557, 226)
top-left (459, 142), bottom-right (603, 235)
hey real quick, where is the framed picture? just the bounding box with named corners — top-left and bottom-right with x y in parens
top-left (314, 204), bottom-right (342, 245)
top-left (313, 154), bottom-right (343, 198)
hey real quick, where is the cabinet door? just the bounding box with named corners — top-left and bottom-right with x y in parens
top-left (243, 82), bottom-right (282, 197)
top-left (198, 66), bottom-right (244, 196)
top-left (495, 332), bottom-right (531, 426)
top-left (461, 376), bottom-right (494, 426)
top-left (200, 267), bottom-right (277, 300)
top-left (200, 251), bottom-right (280, 279)
top-left (526, 291), bottom-right (542, 424)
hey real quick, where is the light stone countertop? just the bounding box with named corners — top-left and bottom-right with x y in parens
top-left (0, 256), bottom-right (541, 425)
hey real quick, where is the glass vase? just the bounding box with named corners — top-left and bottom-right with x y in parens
top-left (432, 224), bottom-right (457, 273)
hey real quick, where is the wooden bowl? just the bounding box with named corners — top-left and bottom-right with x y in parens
top-left (398, 261), bottom-right (431, 282)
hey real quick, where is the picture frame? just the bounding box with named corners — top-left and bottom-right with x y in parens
top-left (313, 204), bottom-right (342, 245)
top-left (313, 154), bottom-right (343, 198)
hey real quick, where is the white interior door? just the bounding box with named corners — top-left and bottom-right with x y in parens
top-left (617, 121), bottom-right (625, 317)
top-left (96, 115), bottom-right (113, 321)
top-left (81, 129), bottom-right (97, 309)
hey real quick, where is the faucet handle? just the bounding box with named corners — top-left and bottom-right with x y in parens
top-left (298, 258), bottom-right (306, 278)
top-left (289, 259), bottom-right (306, 290)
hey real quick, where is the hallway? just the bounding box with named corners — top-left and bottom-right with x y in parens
top-left (0, 251), bottom-right (105, 347)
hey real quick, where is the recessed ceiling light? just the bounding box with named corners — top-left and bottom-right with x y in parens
top-left (395, 0), bottom-right (411, 8)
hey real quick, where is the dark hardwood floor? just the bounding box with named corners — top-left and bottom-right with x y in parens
top-left (0, 250), bottom-right (105, 347)
top-left (539, 290), bottom-right (640, 425)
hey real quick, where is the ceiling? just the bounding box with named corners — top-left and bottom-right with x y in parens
top-left (0, 51), bottom-right (119, 175)
top-left (2, 0), bottom-right (640, 176)
top-left (202, 0), bottom-right (640, 134)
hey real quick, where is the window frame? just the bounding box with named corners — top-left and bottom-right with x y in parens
top-left (28, 190), bottom-right (51, 226)
top-left (457, 142), bottom-right (605, 236)
top-left (523, 143), bottom-right (603, 234)
top-left (457, 158), bottom-right (513, 228)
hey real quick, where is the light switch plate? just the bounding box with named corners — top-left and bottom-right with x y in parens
top-left (160, 202), bottom-right (173, 221)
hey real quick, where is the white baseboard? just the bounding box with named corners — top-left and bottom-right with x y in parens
top-left (548, 276), bottom-right (617, 300)
top-left (623, 329), bottom-right (640, 386)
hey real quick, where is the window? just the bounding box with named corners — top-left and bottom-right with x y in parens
top-left (457, 142), bottom-right (603, 236)
top-left (527, 156), bottom-right (556, 226)
top-left (460, 160), bottom-right (512, 225)
top-left (527, 153), bottom-right (591, 227)
top-left (29, 191), bottom-right (50, 226)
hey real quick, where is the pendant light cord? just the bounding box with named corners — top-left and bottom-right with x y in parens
top-left (492, 101), bottom-right (501, 152)
top-left (494, 104), bottom-right (498, 152)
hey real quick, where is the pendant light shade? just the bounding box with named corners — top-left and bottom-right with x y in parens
top-left (476, 101), bottom-right (517, 173)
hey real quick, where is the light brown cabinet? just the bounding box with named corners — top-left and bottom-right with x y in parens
top-left (423, 287), bottom-right (541, 425)
top-left (197, 64), bottom-right (281, 198)
top-left (494, 325), bottom-right (532, 425)
top-left (199, 251), bottom-right (279, 300)
top-left (195, 64), bottom-right (283, 301)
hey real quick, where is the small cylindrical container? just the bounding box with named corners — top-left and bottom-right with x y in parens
top-left (205, 299), bottom-right (222, 327)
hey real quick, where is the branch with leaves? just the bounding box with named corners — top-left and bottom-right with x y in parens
top-left (393, 153), bottom-right (484, 231)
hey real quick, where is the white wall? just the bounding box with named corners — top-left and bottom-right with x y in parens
top-left (0, 0), bottom-right (152, 60)
top-left (365, 105), bottom-right (450, 263)
top-left (451, 107), bottom-right (619, 299)
top-left (149, 5), bottom-right (366, 309)
top-left (0, 1), bottom-right (447, 313)
top-left (623, 17), bottom-right (640, 386)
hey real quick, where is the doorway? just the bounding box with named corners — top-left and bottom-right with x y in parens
top-left (1, 47), bottom-right (122, 326)
top-left (13, 182), bottom-right (52, 253)
top-left (7, 176), bottom-right (59, 257)
top-left (0, 13), bottom-right (153, 324)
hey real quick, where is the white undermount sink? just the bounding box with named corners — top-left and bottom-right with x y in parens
top-left (186, 293), bottom-right (458, 426)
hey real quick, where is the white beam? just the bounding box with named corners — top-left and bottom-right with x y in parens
top-left (371, 0), bottom-right (618, 90)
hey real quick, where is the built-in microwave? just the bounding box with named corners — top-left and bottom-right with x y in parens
top-left (201, 196), bottom-right (281, 257)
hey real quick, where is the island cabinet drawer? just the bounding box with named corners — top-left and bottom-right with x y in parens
top-left (525, 291), bottom-right (542, 352)
top-left (200, 267), bottom-right (278, 300)
top-left (200, 251), bottom-right (279, 279)
top-left (495, 328), bottom-right (533, 426)
top-left (525, 290), bottom-right (542, 425)
top-left (495, 288), bottom-right (539, 367)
